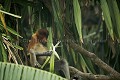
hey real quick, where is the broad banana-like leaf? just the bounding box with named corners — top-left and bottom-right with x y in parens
top-left (0, 62), bottom-right (67, 80)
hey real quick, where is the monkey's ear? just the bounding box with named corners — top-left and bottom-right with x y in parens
top-left (27, 33), bottom-right (38, 52)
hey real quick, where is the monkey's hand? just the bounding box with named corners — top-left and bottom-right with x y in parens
top-left (29, 49), bottom-right (41, 67)
top-left (30, 53), bottom-right (42, 67)
top-left (34, 61), bottom-right (41, 68)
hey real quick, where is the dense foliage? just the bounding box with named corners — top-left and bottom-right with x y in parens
top-left (0, 0), bottom-right (120, 79)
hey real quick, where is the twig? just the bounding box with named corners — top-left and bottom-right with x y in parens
top-left (0, 9), bottom-right (21, 18)
top-left (69, 66), bottom-right (112, 80)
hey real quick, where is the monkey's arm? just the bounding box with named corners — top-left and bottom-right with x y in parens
top-left (27, 33), bottom-right (37, 52)
top-left (33, 51), bottom-right (52, 56)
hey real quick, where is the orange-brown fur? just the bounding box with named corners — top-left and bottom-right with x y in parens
top-left (28, 29), bottom-right (49, 52)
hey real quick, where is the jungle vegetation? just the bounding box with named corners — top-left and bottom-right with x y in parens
top-left (0, 0), bottom-right (120, 80)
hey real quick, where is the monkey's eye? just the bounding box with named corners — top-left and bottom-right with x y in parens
top-left (40, 32), bottom-right (49, 38)
top-left (39, 31), bottom-right (45, 35)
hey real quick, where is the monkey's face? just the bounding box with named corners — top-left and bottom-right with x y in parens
top-left (40, 36), bottom-right (48, 46)
top-left (37, 29), bottom-right (49, 46)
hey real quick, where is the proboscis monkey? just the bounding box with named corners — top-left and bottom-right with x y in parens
top-left (27, 29), bottom-right (70, 79)
top-left (28, 29), bottom-right (49, 67)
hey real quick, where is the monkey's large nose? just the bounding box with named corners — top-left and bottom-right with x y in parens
top-left (42, 37), bottom-right (47, 43)
top-left (41, 37), bottom-right (47, 46)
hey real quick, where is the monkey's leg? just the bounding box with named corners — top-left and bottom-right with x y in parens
top-left (54, 59), bottom-right (70, 79)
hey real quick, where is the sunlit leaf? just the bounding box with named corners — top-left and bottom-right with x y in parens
top-left (73, 0), bottom-right (83, 43)
top-left (101, 0), bottom-right (114, 40)
top-left (0, 10), bottom-right (21, 18)
top-left (0, 62), bottom-right (67, 80)
top-left (50, 54), bottom-right (54, 73)
top-left (0, 11), bottom-right (8, 33)
top-left (109, 0), bottom-right (120, 39)
top-left (47, 27), bottom-right (54, 72)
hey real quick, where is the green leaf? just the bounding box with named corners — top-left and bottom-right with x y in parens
top-left (0, 41), bottom-right (7, 62)
top-left (13, 45), bottom-right (23, 50)
top-left (109, 0), bottom-right (120, 39)
top-left (7, 26), bottom-right (23, 38)
top-left (71, 48), bottom-right (77, 65)
top-left (0, 62), bottom-right (6, 80)
top-left (47, 27), bottom-right (53, 50)
top-left (9, 64), bottom-right (15, 80)
top-left (12, 64), bottom-right (19, 80)
top-left (79, 54), bottom-right (87, 72)
top-left (0, 62), bottom-right (67, 80)
top-left (4, 64), bottom-right (11, 80)
top-left (50, 54), bottom-right (55, 73)
top-left (73, 0), bottom-right (83, 43)
top-left (0, 23), bottom-right (22, 38)
top-left (51, 0), bottom-right (64, 39)
top-left (47, 27), bottom-right (54, 72)
top-left (4, 0), bottom-right (11, 12)
top-left (101, 0), bottom-right (114, 40)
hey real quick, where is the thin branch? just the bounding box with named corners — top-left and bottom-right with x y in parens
top-left (0, 10), bottom-right (21, 18)
top-left (69, 66), bottom-right (112, 80)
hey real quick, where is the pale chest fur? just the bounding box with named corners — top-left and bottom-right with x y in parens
top-left (33, 43), bottom-right (48, 53)
top-left (32, 43), bottom-right (48, 64)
